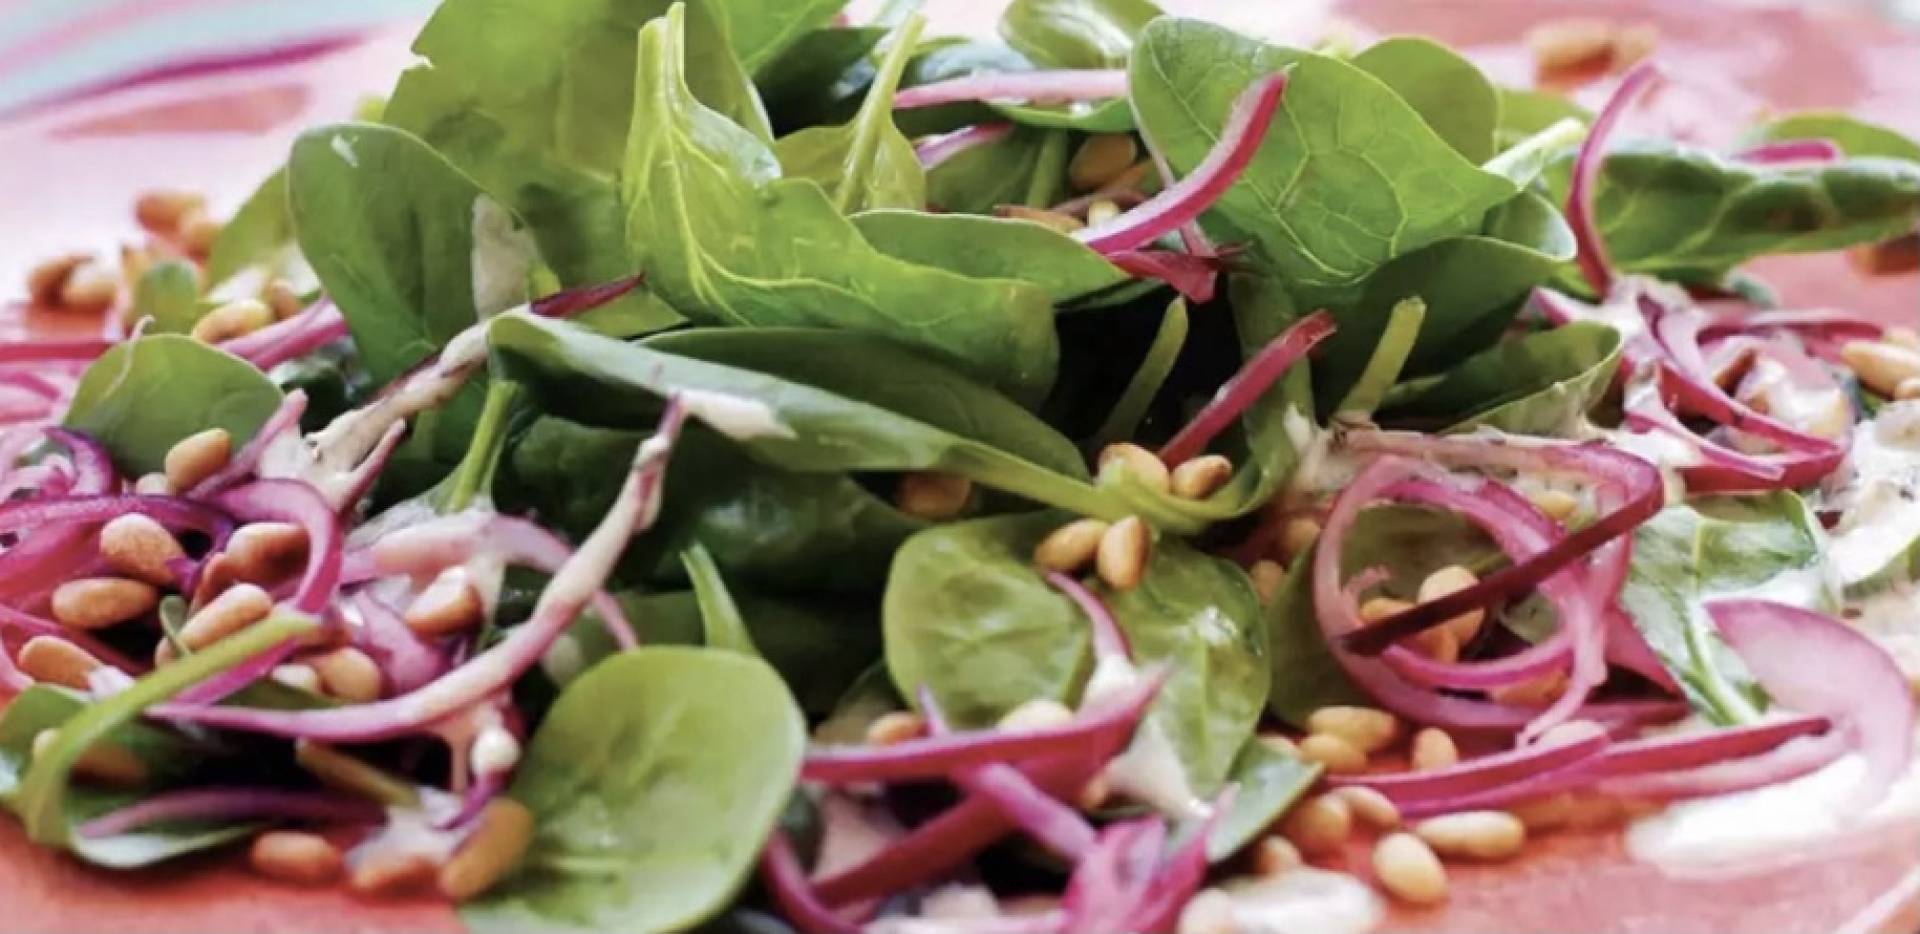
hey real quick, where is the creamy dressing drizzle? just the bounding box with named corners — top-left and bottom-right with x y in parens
top-left (1216, 868), bottom-right (1383, 934)
top-left (468, 195), bottom-right (537, 318)
top-left (675, 388), bottom-right (795, 440)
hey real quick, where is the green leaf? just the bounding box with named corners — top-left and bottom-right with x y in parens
top-left (1496, 87), bottom-right (1590, 146)
top-left (755, 26), bottom-right (887, 127)
top-left (1128, 18), bottom-right (1517, 302)
top-left (1093, 296), bottom-right (1189, 448)
top-left (1206, 738), bottom-right (1319, 861)
top-left (1351, 36), bottom-right (1498, 163)
top-left (999, 0), bottom-right (1161, 68)
top-left (205, 166), bottom-right (303, 290)
top-left (622, 7), bottom-right (1059, 399)
top-left (1485, 117), bottom-right (1585, 188)
top-left (64, 334), bottom-right (284, 476)
top-left (465, 647), bottom-right (805, 934)
top-left (884, 513), bottom-right (1269, 792)
top-left (992, 98), bottom-right (1135, 133)
top-left (1380, 320), bottom-right (1622, 434)
top-left (710, 0), bottom-right (847, 73)
top-left (926, 124), bottom-right (1050, 213)
top-left (1741, 111), bottom-right (1920, 162)
top-left (774, 16), bottom-right (927, 213)
top-left (850, 210), bottom-right (1129, 303)
top-left (680, 543), bottom-right (760, 656)
top-left (130, 260), bottom-right (206, 335)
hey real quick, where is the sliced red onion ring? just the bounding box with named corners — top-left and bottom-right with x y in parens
top-left (529, 275), bottom-right (646, 319)
top-left (1144, 141), bottom-right (1218, 258)
top-left (1331, 722), bottom-right (1609, 803)
top-left (1732, 138), bottom-right (1842, 166)
top-left (348, 590), bottom-right (452, 694)
top-left (1106, 250), bottom-right (1219, 303)
top-left (1568, 62), bottom-right (1661, 295)
top-left (75, 787), bottom-right (381, 839)
top-left (920, 687), bottom-right (1097, 862)
top-left (1062, 818), bottom-right (1166, 931)
top-left (1157, 309), bottom-right (1335, 467)
top-left (1046, 571), bottom-right (1132, 662)
top-left (1709, 599), bottom-right (1916, 811)
top-left (914, 123), bottom-right (1015, 169)
top-left (188, 391), bottom-right (309, 498)
top-left (0, 339), bottom-right (116, 364)
top-left (209, 480), bottom-right (342, 616)
top-left (169, 637), bottom-right (302, 706)
top-left (1698, 307), bottom-right (1885, 343)
top-left (1075, 74), bottom-right (1288, 255)
top-left (220, 301), bottom-right (348, 370)
top-left (762, 831), bottom-right (862, 934)
top-left (1596, 729), bottom-right (1852, 802)
top-left (893, 69), bottom-right (1128, 110)
top-left (0, 494), bottom-right (232, 537)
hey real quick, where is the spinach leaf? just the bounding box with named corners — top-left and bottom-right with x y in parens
top-left (999, 0), bottom-right (1160, 69)
top-left (773, 16), bottom-right (926, 214)
top-left (1496, 87), bottom-right (1589, 146)
top-left (1206, 738), bottom-right (1319, 860)
top-left (850, 210), bottom-right (1129, 303)
top-left (926, 125), bottom-right (1050, 213)
top-left (1622, 493), bottom-right (1833, 724)
top-left (710, 0), bottom-right (846, 73)
top-left (681, 543), bottom-right (761, 656)
top-left (1742, 112), bottom-right (1920, 162)
top-left (468, 647), bottom-right (804, 934)
top-left (1380, 320), bottom-right (1622, 434)
top-left (755, 26), bottom-right (887, 130)
top-left (884, 513), bottom-right (1269, 792)
top-left (993, 98), bottom-right (1135, 134)
top-left (130, 260), bottom-right (205, 335)
top-left (64, 335), bottom-right (284, 476)
top-left (622, 6), bottom-right (1058, 398)
top-left (1351, 37), bottom-right (1498, 163)
top-left (1128, 18), bottom-right (1517, 303)
top-left (205, 166), bottom-right (302, 290)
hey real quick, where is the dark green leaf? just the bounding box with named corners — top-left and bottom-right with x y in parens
top-left (710, 0), bottom-right (846, 73)
top-left (926, 124), bottom-right (1050, 213)
top-left (1742, 111), bottom-right (1920, 162)
top-left (850, 210), bottom-right (1128, 303)
top-left (755, 26), bottom-right (887, 129)
top-left (1093, 296), bottom-right (1188, 448)
top-left (999, 0), bottom-right (1161, 68)
top-left (681, 543), bottom-right (761, 655)
top-left (204, 166), bottom-right (302, 290)
top-left (130, 260), bottom-right (206, 335)
top-left (1351, 36), bottom-right (1498, 163)
top-left (1206, 737), bottom-right (1319, 860)
top-left (1380, 320), bottom-right (1622, 434)
top-left (64, 335), bottom-right (283, 475)
top-left (773, 17), bottom-right (927, 214)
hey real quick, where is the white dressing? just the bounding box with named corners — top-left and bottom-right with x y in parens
top-left (676, 388), bottom-right (795, 441)
top-left (1216, 868), bottom-right (1383, 934)
top-left (468, 195), bottom-right (537, 318)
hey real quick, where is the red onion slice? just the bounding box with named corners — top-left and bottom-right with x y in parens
top-left (893, 69), bottom-right (1128, 110)
top-left (1568, 62), bottom-right (1661, 295)
top-left (209, 480), bottom-right (343, 616)
top-left (1075, 73), bottom-right (1288, 255)
top-left (75, 787), bottom-right (380, 839)
top-left (1047, 571), bottom-right (1132, 662)
top-left (220, 301), bottom-right (348, 370)
top-left (529, 275), bottom-right (646, 319)
top-left (1157, 309), bottom-right (1335, 468)
top-left (1106, 250), bottom-right (1220, 303)
top-left (762, 831), bottom-right (862, 934)
top-left (0, 339), bottom-right (116, 364)
top-left (1596, 729), bottom-right (1852, 802)
top-left (1732, 138), bottom-right (1842, 166)
top-left (914, 123), bottom-right (1016, 169)
top-left (920, 687), bottom-right (1097, 862)
top-left (1331, 722), bottom-right (1609, 803)
top-left (188, 391), bottom-right (309, 498)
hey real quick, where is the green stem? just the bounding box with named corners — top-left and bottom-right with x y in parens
top-left (1335, 298), bottom-right (1425, 419)
top-left (681, 543), bottom-right (760, 657)
top-left (1094, 298), bottom-right (1190, 449)
top-left (835, 13), bottom-right (927, 214)
top-left (1024, 131), bottom-right (1070, 209)
top-left (441, 380), bottom-right (521, 513)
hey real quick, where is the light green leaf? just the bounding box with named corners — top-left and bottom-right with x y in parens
top-left (774, 16), bottom-right (928, 213)
top-left (1351, 36), bottom-right (1498, 163)
top-left (65, 335), bottom-right (283, 476)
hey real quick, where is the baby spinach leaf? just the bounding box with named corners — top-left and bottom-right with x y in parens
top-left (1485, 117), bottom-right (1585, 188)
top-left (1351, 36), bottom-right (1498, 163)
top-left (999, 0), bottom-right (1161, 69)
top-left (1206, 738), bottom-right (1319, 860)
top-left (1742, 112), bottom-right (1920, 162)
top-left (468, 647), bottom-right (805, 934)
top-left (131, 260), bottom-right (206, 335)
top-left (1128, 18), bottom-right (1517, 303)
top-left (622, 7), bottom-right (1059, 398)
top-left (1496, 87), bottom-right (1589, 146)
top-left (64, 335), bottom-right (284, 476)
top-left (774, 16), bottom-right (926, 214)
top-left (710, 0), bottom-right (846, 73)
top-left (927, 124), bottom-right (1051, 213)
top-left (850, 210), bottom-right (1129, 303)
top-left (205, 166), bottom-right (302, 290)
top-left (755, 26), bottom-right (886, 129)
top-left (1380, 320), bottom-right (1622, 435)
top-left (993, 98), bottom-right (1136, 134)
top-left (681, 543), bottom-right (759, 656)
top-left (884, 513), bottom-right (1269, 792)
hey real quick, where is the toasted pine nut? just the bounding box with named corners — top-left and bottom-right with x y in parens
top-left (1034, 518), bottom-right (1110, 572)
top-left (263, 278), bottom-right (305, 320)
top-left (188, 554), bottom-right (242, 612)
top-left (249, 831), bottom-right (343, 885)
top-left (404, 566), bottom-right (484, 638)
top-left (1298, 732), bottom-right (1367, 774)
top-left (1306, 706), bottom-right (1399, 754)
top-left (440, 797), bottom-right (535, 900)
top-left (190, 298), bottom-right (272, 343)
top-left (1414, 810), bottom-right (1527, 861)
top-left (1255, 732), bottom-right (1299, 757)
top-left (996, 204), bottom-right (1083, 233)
top-left (1508, 793), bottom-right (1576, 833)
top-left (1373, 832), bottom-right (1447, 905)
top-left (1176, 886), bottom-right (1237, 934)
top-left (26, 253), bottom-right (88, 306)
top-left (1169, 455), bottom-right (1233, 500)
top-left (163, 583), bottom-right (273, 662)
top-left (1098, 443), bottom-right (1171, 494)
top-left (1279, 517), bottom-right (1321, 561)
top-left (310, 647), bottom-right (383, 703)
top-left (895, 471), bottom-right (973, 520)
top-left (1855, 237), bottom-right (1920, 276)
top-left (1095, 516), bottom-right (1151, 591)
top-left (1564, 794), bottom-right (1628, 830)
top-left (32, 729), bottom-right (148, 787)
top-left (1489, 670), bottom-right (1567, 707)
top-left (1086, 199), bottom-right (1121, 226)
top-left (59, 260), bottom-right (119, 315)
top-left (224, 521), bottom-right (309, 585)
top-left (1841, 340), bottom-right (1920, 398)
top-left (18, 636), bottom-right (103, 690)
top-left (1334, 786), bottom-right (1401, 831)
top-left (134, 472), bottom-right (171, 496)
top-left (865, 711), bottom-right (925, 746)
top-left (1411, 728), bottom-right (1459, 772)
top-left (1249, 559), bottom-right (1286, 604)
top-left (295, 740), bottom-right (419, 807)
top-left (349, 851), bottom-right (439, 896)
top-left (163, 428), bottom-right (231, 493)
top-left (997, 698), bottom-right (1075, 733)
top-left (99, 514), bottom-right (185, 586)
top-left (1887, 326), bottom-right (1920, 351)
top-left (1611, 24), bottom-right (1658, 69)
top-left (1530, 489), bottom-right (1580, 522)
top-left (272, 663), bottom-right (323, 693)
top-left (1068, 134), bottom-right (1141, 193)
top-left (1418, 566), bottom-right (1485, 643)
top-left (1898, 377), bottom-right (1920, 401)
top-left (1360, 597), bottom-right (1411, 625)
top-left (178, 208), bottom-right (222, 258)
top-left (1414, 626), bottom-right (1460, 664)
top-left (1251, 835), bottom-right (1303, 876)
top-left (52, 577), bottom-right (158, 631)
top-left (135, 189), bottom-right (207, 234)
top-left (120, 243), bottom-right (154, 289)
top-left (1280, 793), bottom-right (1352, 857)
top-left (1075, 773), bottom-right (1111, 812)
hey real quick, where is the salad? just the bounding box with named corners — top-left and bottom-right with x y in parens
top-left (5, 0), bottom-right (1920, 931)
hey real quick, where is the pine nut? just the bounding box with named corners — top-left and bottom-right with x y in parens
top-left (163, 428), bottom-right (231, 493)
top-left (32, 729), bottom-right (147, 787)
top-left (1564, 794), bottom-right (1628, 830)
top-left (1075, 773), bottom-right (1111, 812)
top-left (1176, 887), bottom-right (1237, 934)
top-left (1306, 706), bottom-right (1399, 754)
top-left (178, 208), bottom-right (222, 258)
top-left (1489, 670), bottom-right (1567, 707)
top-left (1095, 516), bottom-right (1151, 591)
top-left (865, 711), bottom-right (925, 746)
top-left (294, 740), bottom-right (419, 807)
top-left (263, 278), bottom-right (305, 320)
top-left (1415, 625), bottom-right (1460, 663)
top-left (1508, 793), bottom-right (1576, 833)
top-left (310, 647), bottom-right (383, 703)
top-left (404, 566), bottom-right (484, 638)
top-left (1360, 597), bottom-right (1411, 625)
top-left (1418, 566), bottom-right (1485, 643)
top-left (99, 514), bottom-right (185, 587)
top-left (224, 521), bottom-right (309, 585)
top-left (249, 831), bottom-right (343, 885)
top-left (1251, 835), bottom-right (1303, 876)
top-left (1034, 518), bottom-right (1110, 572)
top-left (895, 471), bottom-right (972, 520)
top-left (1529, 489), bottom-right (1578, 522)
top-left (1414, 810), bottom-right (1526, 861)
top-left (1334, 786), bottom-right (1401, 831)
top-left (1298, 732), bottom-right (1367, 774)
top-left (440, 797), bottom-right (535, 900)
top-left (1373, 832), bottom-right (1447, 905)
top-left (1068, 134), bottom-right (1140, 193)
top-left (134, 472), bottom-right (171, 496)
top-left (1279, 517), bottom-right (1321, 561)
top-left (1841, 340), bottom-right (1920, 398)
top-left (18, 636), bottom-right (103, 690)
top-left (190, 298), bottom-right (272, 343)
top-left (1887, 326), bottom-right (1920, 351)
top-left (349, 850), bottom-right (439, 896)
top-left (1411, 728), bottom-right (1459, 772)
top-left (1279, 794), bottom-right (1352, 857)
top-left (272, 663), bottom-right (323, 693)
top-left (134, 189), bottom-right (207, 234)
top-left (1898, 377), bottom-right (1920, 401)
top-left (1097, 443), bottom-right (1171, 494)
top-left (59, 260), bottom-right (119, 315)
top-left (996, 205), bottom-right (1083, 233)
top-left (188, 554), bottom-right (242, 612)
top-left (1249, 559), bottom-right (1285, 604)
top-left (1169, 455), bottom-right (1233, 500)
top-left (1855, 235), bottom-right (1920, 275)
top-left (26, 253), bottom-right (89, 306)
top-left (163, 583), bottom-right (273, 662)
top-left (52, 577), bottom-right (158, 631)
top-left (1527, 18), bottom-right (1614, 72)
top-left (996, 698), bottom-right (1075, 732)
top-left (119, 243), bottom-right (154, 289)
top-left (1255, 732), bottom-right (1299, 757)
top-left (1086, 199), bottom-right (1121, 226)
